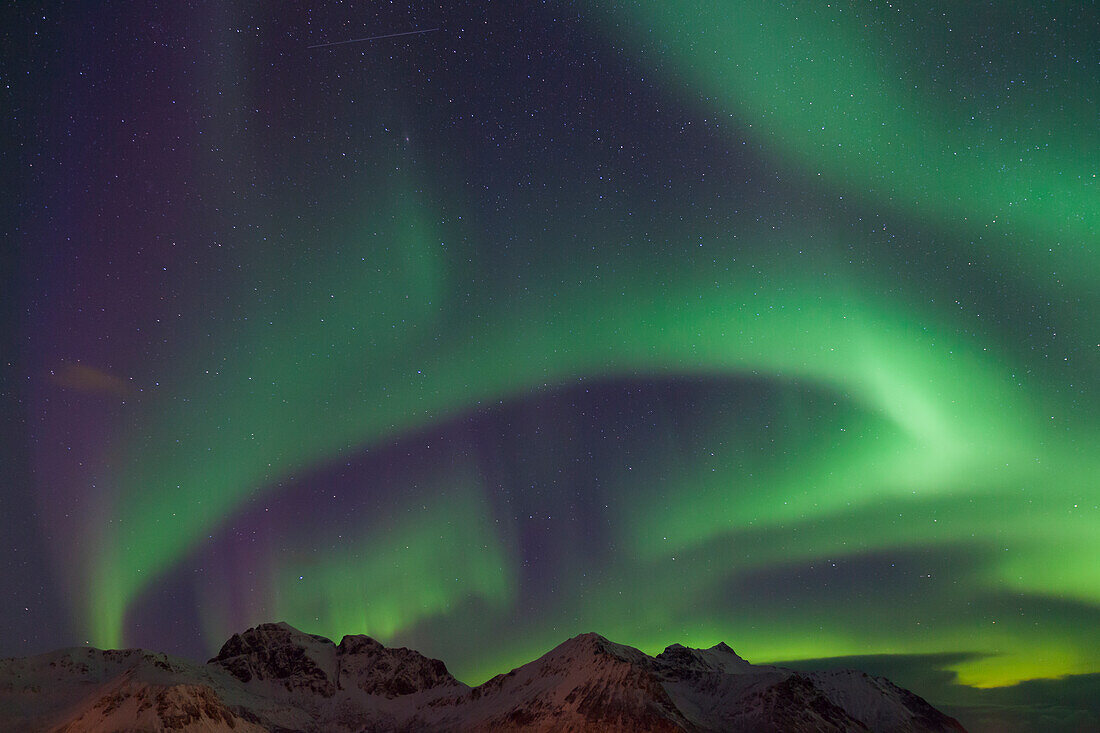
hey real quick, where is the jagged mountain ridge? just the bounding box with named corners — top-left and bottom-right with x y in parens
top-left (0, 622), bottom-right (967, 732)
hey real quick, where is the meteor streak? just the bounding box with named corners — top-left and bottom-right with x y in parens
top-left (307, 27), bottom-right (440, 49)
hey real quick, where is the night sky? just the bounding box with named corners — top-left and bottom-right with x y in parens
top-left (4, 1), bottom-right (1098, 727)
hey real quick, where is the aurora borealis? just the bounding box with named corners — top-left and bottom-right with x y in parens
top-left (4, 2), bottom-right (1098, 729)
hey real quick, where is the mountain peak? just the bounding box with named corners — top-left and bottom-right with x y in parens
top-left (336, 633), bottom-right (385, 654)
top-left (540, 631), bottom-right (651, 667)
top-left (209, 622), bottom-right (339, 698)
top-left (563, 631), bottom-right (613, 648)
top-left (205, 622), bottom-right (465, 701)
top-left (559, 631), bottom-right (612, 646)
top-left (336, 633), bottom-right (465, 698)
top-left (656, 640), bottom-right (751, 675)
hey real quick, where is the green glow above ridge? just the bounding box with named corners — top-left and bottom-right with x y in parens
top-left (270, 483), bottom-right (513, 644)
top-left (85, 220), bottom-right (1053, 650)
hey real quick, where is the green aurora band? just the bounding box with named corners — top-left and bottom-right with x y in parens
top-left (74, 1), bottom-right (1096, 692)
top-left (590, 1), bottom-right (1098, 284)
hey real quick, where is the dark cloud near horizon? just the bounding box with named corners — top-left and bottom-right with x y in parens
top-left (777, 653), bottom-right (1100, 733)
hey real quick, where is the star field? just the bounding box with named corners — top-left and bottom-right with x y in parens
top-left (4, 2), bottom-right (1098, 727)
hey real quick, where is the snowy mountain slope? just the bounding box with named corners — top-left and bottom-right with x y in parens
top-left (48, 674), bottom-right (268, 733)
top-left (443, 633), bottom-right (965, 733)
top-left (205, 622), bottom-right (470, 731)
top-left (0, 623), bottom-right (967, 732)
top-left (438, 632), bottom-right (692, 731)
top-left (0, 647), bottom-right (278, 733)
top-left (806, 669), bottom-right (969, 733)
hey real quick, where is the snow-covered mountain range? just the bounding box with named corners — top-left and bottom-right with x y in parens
top-left (0, 622), bottom-right (967, 732)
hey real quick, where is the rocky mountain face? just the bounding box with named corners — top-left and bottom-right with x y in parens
top-left (0, 623), bottom-right (967, 732)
